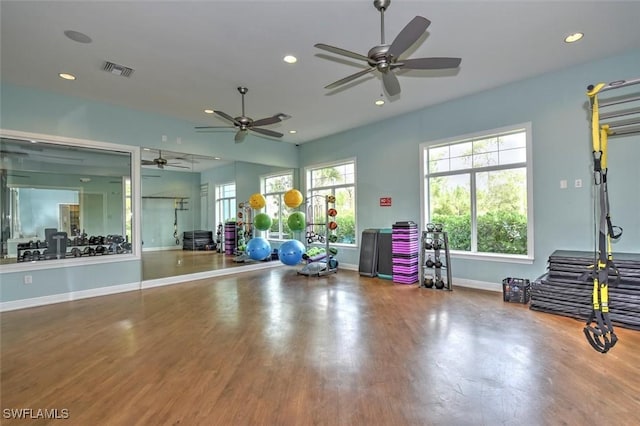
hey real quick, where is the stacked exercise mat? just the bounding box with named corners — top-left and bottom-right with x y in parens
top-left (224, 222), bottom-right (236, 255)
top-left (182, 230), bottom-right (214, 250)
top-left (391, 221), bottom-right (419, 284)
top-left (530, 250), bottom-right (640, 330)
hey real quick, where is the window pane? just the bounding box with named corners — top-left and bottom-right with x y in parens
top-left (499, 147), bottom-right (526, 165)
top-left (476, 168), bottom-right (527, 254)
top-left (498, 132), bottom-right (526, 150)
top-left (429, 174), bottom-right (471, 251)
top-left (429, 158), bottom-right (450, 173)
top-left (450, 155), bottom-right (472, 171)
top-left (429, 146), bottom-right (449, 161)
top-left (450, 142), bottom-right (472, 158)
top-left (473, 152), bottom-right (499, 168)
top-left (472, 137), bottom-right (498, 154)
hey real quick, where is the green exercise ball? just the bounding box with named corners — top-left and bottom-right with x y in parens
top-left (287, 211), bottom-right (306, 232)
top-left (254, 213), bottom-right (272, 231)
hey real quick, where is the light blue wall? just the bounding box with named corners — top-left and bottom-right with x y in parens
top-left (299, 49), bottom-right (640, 284)
top-left (1, 50), bottom-right (638, 304)
top-left (0, 83), bottom-right (299, 168)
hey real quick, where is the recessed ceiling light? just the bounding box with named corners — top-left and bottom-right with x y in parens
top-left (64, 30), bottom-right (92, 44)
top-left (289, 130), bottom-right (297, 134)
top-left (214, 157), bottom-right (221, 160)
top-left (564, 32), bottom-right (584, 43)
top-left (283, 55), bottom-right (297, 64)
top-left (59, 73), bottom-right (76, 80)
top-left (204, 109), bottom-right (214, 114)
top-left (375, 99), bottom-right (385, 106)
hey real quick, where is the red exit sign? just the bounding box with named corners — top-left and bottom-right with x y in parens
top-left (380, 197), bottom-right (392, 207)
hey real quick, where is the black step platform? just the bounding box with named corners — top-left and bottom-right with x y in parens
top-left (530, 250), bottom-right (640, 330)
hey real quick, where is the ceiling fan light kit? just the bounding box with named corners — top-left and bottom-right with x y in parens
top-left (315, 0), bottom-right (461, 97)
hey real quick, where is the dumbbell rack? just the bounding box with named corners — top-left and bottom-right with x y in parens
top-left (419, 230), bottom-right (453, 290)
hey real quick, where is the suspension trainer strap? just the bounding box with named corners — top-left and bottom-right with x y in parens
top-left (174, 207), bottom-right (180, 245)
top-left (583, 84), bottom-right (619, 353)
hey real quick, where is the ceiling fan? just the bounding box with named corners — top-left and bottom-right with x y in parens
top-left (195, 87), bottom-right (289, 143)
top-left (314, 0), bottom-right (461, 97)
top-left (141, 150), bottom-right (190, 169)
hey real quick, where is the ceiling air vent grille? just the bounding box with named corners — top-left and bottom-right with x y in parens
top-left (102, 61), bottom-right (134, 77)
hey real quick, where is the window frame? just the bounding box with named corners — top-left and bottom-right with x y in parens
top-left (260, 169), bottom-right (294, 241)
top-left (214, 182), bottom-right (236, 227)
top-left (420, 123), bottom-right (534, 263)
top-left (304, 158), bottom-right (357, 247)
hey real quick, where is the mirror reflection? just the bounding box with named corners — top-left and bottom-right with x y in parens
top-left (140, 148), bottom-right (296, 281)
top-left (0, 137), bottom-right (132, 264)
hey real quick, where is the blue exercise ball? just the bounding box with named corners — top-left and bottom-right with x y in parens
top-left (278, 239), bottom-right (305, 266)
top-left (246, 237), bottom-right (271, 261)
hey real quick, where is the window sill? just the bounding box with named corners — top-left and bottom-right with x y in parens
top-left (449, 251), bottom-right (534, 264)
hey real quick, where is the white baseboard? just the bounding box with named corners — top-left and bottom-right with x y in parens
top-left (142, 260), bottom-right (283, 289)
top-left (142, 246), bottom-right (183, 252)
top-left (453, 277), bottom-right (501, 292)
top-left (0, 282), bottom-right (140, 312)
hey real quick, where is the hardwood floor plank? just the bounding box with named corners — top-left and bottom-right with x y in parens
top-left (2, 268), bottom-right (640, 425)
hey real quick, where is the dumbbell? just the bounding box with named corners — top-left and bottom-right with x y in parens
top-left (426, 223), bottom-right (435, 232)
top-left (435, 278), bottom-right (446, 289)
top-left (434, 257), bottom-right (443, 268)
top-left (71, 248), bottom-right (82, 257)
top-left (426, 256), bottom-right (435, 268)
top-left (22, 250), bottom-right (32, 262)
top-left (432, 239), bottom-right (443, 250)
top-left (435, 223), bottom-right (444, 232)
top-left (424, 238), bottom-right (433, 250)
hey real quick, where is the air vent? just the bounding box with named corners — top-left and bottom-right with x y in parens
top-left (102, 61), bottom-right (134, 77)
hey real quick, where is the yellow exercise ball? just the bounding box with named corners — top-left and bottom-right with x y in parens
top-left (248, 193), bottom-right (266, 210)
top-left (284, 189), bottom-right (303, 208)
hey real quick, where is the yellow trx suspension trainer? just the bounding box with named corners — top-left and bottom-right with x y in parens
top-left (583, 83), bottom-right (623, 353)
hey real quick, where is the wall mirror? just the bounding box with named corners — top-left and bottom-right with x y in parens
top-left (140, 148), bottom-right (298, 281)
top-left (0, 135), bottom-right (135, 267)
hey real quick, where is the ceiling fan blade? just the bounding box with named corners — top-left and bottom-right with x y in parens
top-left (325, 68), bottom-right (375, 90)
top-left (194, 125), bottom-right (233, 129)
top-left (399, 57), bottom-right (462, 70)
top-left (382, 71), bottom-right (401, 97)
top-left (252, 115), bottom-right (282, 127)
top-left (388, 16), bottom-right (431, 59)
top-left (235, 130), bottom-right (247, 143)
top-left (214, 110), bottom-right (241, 126)
top-left (167, 164), bottom-right (191, 169)
top-left (141, 160), bottom-right (156, 165)
top-left (314, 43), bottom-right (369, 62)
top-left (251, 127), bottom-right (283, 138)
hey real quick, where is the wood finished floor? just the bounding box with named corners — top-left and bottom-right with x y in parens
top-left (2, 268), bottom-right (640, 425)
top-left (142, 250), bottom-right (250, 280)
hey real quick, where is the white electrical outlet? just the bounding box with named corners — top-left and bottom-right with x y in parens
top-left (560, 180), bottom-right (567, 189)
top-left (24, 275), bottom-right (32, 284)
top-left (575, 179), bottom-right (583, 188)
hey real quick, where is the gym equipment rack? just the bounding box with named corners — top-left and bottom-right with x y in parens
top-left (419, 225), bottom-right (453, 290)
top-left (298, 194), bottom-right (338, 277)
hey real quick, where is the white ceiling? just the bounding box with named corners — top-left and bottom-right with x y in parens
top-left (2, 0), bottom-right (640, 146)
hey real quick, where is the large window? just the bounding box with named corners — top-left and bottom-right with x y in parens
top-left (215, 182), bottom-right (236, 226)
top-left (306, 159), bottom-right (356, 245)
top-left (422, 123), bottom-right (533, 259)
top-left (261, 171), bottom-right (294, 240)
